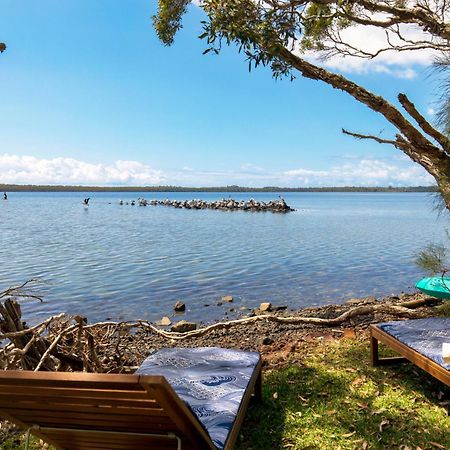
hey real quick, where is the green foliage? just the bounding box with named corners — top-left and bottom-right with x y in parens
top-left (151, 0), bottom-right (363, 78)
top-left (200, 0), bottom-right (295, 79)
top-left (153, 0), bottom-right (190, 46)
top-left (433, 55), bottom-right (450, 137)
top-left (1, 433), bottom-right (50, 449)
top-left (301, 3), bottom-right (334, 51)
top-left (154, 0), bottom-right (296, 79)
top-left (414, 243), bottom-right (448, 275)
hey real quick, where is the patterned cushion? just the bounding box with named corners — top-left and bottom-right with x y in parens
top-left (135, 347), bottom-right (261, 450)
top-left (377, 318), bottom-right (450, 370)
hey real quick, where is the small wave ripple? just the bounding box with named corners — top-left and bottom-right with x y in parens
top-left (0, 191), bottom-right (446, 324)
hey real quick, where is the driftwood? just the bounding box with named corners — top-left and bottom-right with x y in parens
top-left (132, 301), bottom-right (428, 340)
top-left (0, 281), bottom-right (56, 370)
top-left (0, 281), bottom-right (439, 373)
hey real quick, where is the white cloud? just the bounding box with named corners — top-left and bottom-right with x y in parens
top-left (427, 107), bottom-right (436, 116)
top-left (0, 154), bottom-right (165, 185)
top-left (170, 158), bottom-right (433, 187)
top-left (283, 159), bottom-right (434, 186)
top-left (300, 19), bottom-right (438, 78)
top-left (0, 154), bottom-right (435, 187)
top-left (240, 163), bottom-right (266, 173)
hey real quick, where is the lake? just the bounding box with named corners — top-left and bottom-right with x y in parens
top-left (0, 191), bottom-right (446, 325)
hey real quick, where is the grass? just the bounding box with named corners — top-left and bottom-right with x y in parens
top-left (1, 337), bottom-right (449, 450)
top-left (237, 337), bottom-right (449, 450)
top-left (0, 430), bottom-right (48, 450)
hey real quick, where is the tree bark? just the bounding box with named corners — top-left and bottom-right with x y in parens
top-left (271, 44), bottom-right (450, 209)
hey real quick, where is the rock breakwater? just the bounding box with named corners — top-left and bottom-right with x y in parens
top-left (131, 197), bottom-right (295, 213)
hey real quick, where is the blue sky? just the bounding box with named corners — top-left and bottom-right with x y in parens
top-left (0, 0), bottom-right (441, 186)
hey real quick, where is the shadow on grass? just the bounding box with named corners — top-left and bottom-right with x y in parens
top-left (0, 340), bottom-right (448, 450)
top-left (237, 340), bottom-right (450, 450)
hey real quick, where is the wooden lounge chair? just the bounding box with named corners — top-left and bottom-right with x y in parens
top-left (0, 348), bottom-right (262, 450)
top-left (370, 318), bottom-right (450, 387)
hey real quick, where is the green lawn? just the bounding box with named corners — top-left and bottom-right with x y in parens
top-left (237, 338), bottom-right (449, 450)
top-left (1, 336), bottom-right (449, 450)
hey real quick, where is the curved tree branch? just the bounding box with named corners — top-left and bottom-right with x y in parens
top-left (342, 128), bottom-right (401, 147)
top-left (287, 0), bottom-right (450, 41)
top-left (398, 93), bottom-right (450, 152)
top-left (275, 44), bottom-right (445, 159)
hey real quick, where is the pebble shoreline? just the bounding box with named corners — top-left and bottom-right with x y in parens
top-left (114, 292), bottom-right (438, 370)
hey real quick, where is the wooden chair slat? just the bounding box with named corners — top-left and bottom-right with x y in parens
top-left (0, 387), bottom-right (153, 400)
top-left (49, 441), bottom-right (179, 450)
top-left (10, 419), bottom-right (177, 433)
top-left (3, 409), bottom-right (174, 424)
top-left (0, 401), bottom-right (164, 416)
top-left (42, 431), bottom-right (181, 450)
top-left (0, 394), bottom-right (158, 409)
top-left (0, 354), bottom-right (262, 450)
top-left (0, 371), bottom-right (216, 449)
top-left (0, 370), bottom-right (141, 384)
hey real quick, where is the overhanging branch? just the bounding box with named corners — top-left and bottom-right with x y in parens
top-left (274, 44), bottom-right (445, 163)
top-left (342, 128), bottom-right (400, 147)
top-left (287, 0), bottom-right (450, 41)
top-left (398, 93), bottom-right (450, 153)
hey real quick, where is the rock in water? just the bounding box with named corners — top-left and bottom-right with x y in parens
top-left (171, 321), bottom-right (197, 333)
top-left (173, 301), bottom-right (186, 312)
top-left (259, 302), bottom-right (272, 312)
top-left (274, 305), bottom-right (288, 311)
top-left (222, 295), bottom-right (234, 303)
top-left (157, 316), bottom-right (172, 326)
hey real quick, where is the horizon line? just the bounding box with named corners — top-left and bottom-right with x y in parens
top-left (0, 184), bottom-right (438, 193)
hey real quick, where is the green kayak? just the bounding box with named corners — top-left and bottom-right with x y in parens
top-left (415, 277), bottom-right (450, 300)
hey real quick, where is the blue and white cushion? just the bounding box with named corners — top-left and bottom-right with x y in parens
top-left (377, 318), bottom-right (450, 370)
top-left (135, 347), bottom-right (260, 450)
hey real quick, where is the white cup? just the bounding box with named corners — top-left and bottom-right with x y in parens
top-left (443, 343), bottom-right (450, 364)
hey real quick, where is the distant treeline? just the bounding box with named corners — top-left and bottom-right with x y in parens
top-left (0, 184), bottom-right (439, 193)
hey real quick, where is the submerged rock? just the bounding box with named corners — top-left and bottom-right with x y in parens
top-left (222, 295), bottom-right (234, 303)
top-left (173, 301), bottom-right (186, 312)
top-left (274, 305), bottom-right (288, 311)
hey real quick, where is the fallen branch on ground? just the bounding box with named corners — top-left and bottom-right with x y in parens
top-left (84, 299), bottom-right (430, 341)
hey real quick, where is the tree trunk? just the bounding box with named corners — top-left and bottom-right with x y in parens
top-left (435, 165), bottom-right (450, 210)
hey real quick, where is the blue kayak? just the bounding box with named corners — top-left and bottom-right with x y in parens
top-left (415, 277), bottom-right (450, 300)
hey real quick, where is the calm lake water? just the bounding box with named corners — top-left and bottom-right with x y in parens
top-left (0, 191), bottom-right (446, 325)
